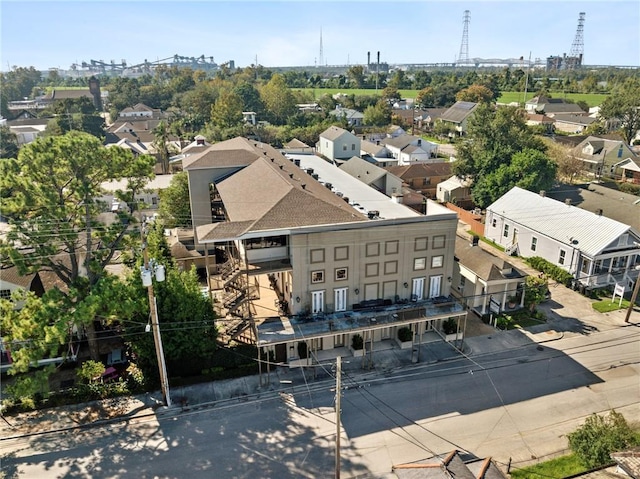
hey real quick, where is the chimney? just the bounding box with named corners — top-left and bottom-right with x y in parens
top-left (565, 198), bottom-right (572, 205)
top-left (391, 193), bottom-right (404, 204)
top-left (596, 208), bottom-right (603, 216)
top-left (539, 190), bottom-right (546, 197)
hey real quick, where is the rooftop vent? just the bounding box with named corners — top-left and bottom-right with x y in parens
top-left (539, 190), bottom-right (546, 197)
top-left (289, 173), bottom-right (294, 179)
top-left (294, 159), bottom-right (301, 167)
top-left (312, 173), bottom-right (319, 180)
top-left (565, 198), bottom-right (571, 205)
top-left (301, 184), bottom-right (306, 190)
top-left (325, 182), bottom-right (333, 190)
top-left (306, 168), bottom-right (314, 175)
top-left (368, 210), bottom-right (380, 220)
top-left (596, 208), bottom-right (603, 216)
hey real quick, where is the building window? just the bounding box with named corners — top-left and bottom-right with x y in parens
top-left (385, 240), bottom-right (399, 255)
top-left (414, 258), bottom-right (426, 270)
top-left (559, 249), bottom-right (566, 265)
top-left (531, 237), bottom-right (537, 252)
top-left (352, 144), bottom-right (355, 150)
top-left (415, 237), bottom-right (428, 251)
top-left (492, 218), bottom-right (497, 228)
top-left (0, 289), bottom-right (11, 300)
top-left (384, 261), bottom-right (398, 275)
top-left (431, 255), bottom-right (444, 268)
top-left (503, 224), bottom-right (509, 238)
top-left (334, 287), bottom-right (347, 312)
top-left (311, 270), bottom-right (325, 283)
top-left (343, 145), bottom-right (347, 151)
top-left (365, 263), bottom-right (379, 277)
top-left (432, 235), bottom-right (446, 249)
top-left (335, 268), bottom-right (348, 281)
top-left (458, 276), bottom-right (466, 291)
top-left (334, 246), bottom-right (349, 261)
top-left (366, 242), bottom-right (380, 257)
top-left (152, 197), bottom-right (158, 205)
top-left (310, 249), bottom-right (325, 263)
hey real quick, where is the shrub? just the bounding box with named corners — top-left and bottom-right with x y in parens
top-left (619, 182), bottom-right (640, 196)
top-left (568, 410), bottom-right (638, 468)
top-left (351, 334), bottom-right (364, 350)
top-left (397, 327), bottom-right (413, 342)
top-left (525, 256), bottom-right (574, 286)
top-left (442, 318), bottom-right (457, 335)
top-left (77, 360), bottom-right (105, 383)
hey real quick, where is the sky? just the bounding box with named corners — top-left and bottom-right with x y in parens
top-left (1, 0), bottom-right (639, 72)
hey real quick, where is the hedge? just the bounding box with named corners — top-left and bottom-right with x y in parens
top-left (524, 256), bottom-right (574, 286)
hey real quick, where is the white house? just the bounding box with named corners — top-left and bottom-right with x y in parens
top-left (484, 187), bottom-right (640, 291)
top-left (382, 134), bottom-right (437, 165)
top-left (317, 126), bottom-right (361, 162)
top-left (329, 107), bottom-right (364, 127)
top-left (436, 176), bottom-right (473, 204)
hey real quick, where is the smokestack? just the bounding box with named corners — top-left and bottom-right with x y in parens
top-left (367, 51), bottom-right (370, 65)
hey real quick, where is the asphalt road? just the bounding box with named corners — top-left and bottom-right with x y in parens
top-left (2, 325), bottom-right (638, 479)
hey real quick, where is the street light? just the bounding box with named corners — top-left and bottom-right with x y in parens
top-left (141, 254), bottom-right (172, 407)
top-left (624, 265), bottom-right (640, 323)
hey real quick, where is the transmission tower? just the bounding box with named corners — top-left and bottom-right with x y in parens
top-left (319, 28), bottom-right (324, 67)
top-left (458, 10), bottom-right (470, 64)
top-left (569, 12), bottom-right (586, 63)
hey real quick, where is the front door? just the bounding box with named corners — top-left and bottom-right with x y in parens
top-left (412, 277), bottom-right (425, 301)
top-left (429, 275), bottom-right (442, 298)
top-left (334, 287), bottom-right (347, 312)
top-left (311, 290), bottom-right (324, 314)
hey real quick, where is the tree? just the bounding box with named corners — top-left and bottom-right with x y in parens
top-left (347, 65), bottom-right (366, 88)
top-left (0, 132), bottom-right (155, 361)
top-left (260, 74), bottom-right (298, 125)
top-left (416, 87), bottom-right (436, 108)
top-left (159, 171), bottom-right (192, 227)
top-left (44, 97), bottom-right (105, 139)
top-left (455, 84), bottom-right (494, 104)
top-left (599, 80), bottom-right (640, 144)
top-left (152, 120), bottom-right (174, 175)
top-left (568, 410), bottom-right (637, 468)
top-left (210, 90), bottom-right (244, 128)
top-left (0, 125), bottom-right (19, 158)
top-left (363, 100), bottom-right (391, 126)
top-left (454, 105), bottom-right (549, 208)
top-left (543, 138), bottom-right (583, 183)
top-left (381, 86), bottom-right (401, 106)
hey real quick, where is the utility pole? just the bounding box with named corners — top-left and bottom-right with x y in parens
top-left (625, 266), bottom-right (640, 323)
top-left (141, 226), bottom-right (172, 407)
top-left (335, 356), bottom-right (342, 479)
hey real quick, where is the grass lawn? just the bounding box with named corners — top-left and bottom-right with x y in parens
top-left (592, 298), bottom-right (631, 313)
top-left (498, 91), bottom-right (609, 107)
top-left (510, 454), bottom-right (587, 479)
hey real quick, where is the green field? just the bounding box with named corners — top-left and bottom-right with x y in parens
top-left (510, 454), bottom-right (586, 479)
top-left (297, 88), bottom-right (607, 107)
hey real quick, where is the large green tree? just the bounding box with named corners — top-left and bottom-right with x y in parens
top-left (158, 172), bottom-right (192, 227)
top-left (0, 131), bottom-right (155, 360)
top-left (453, 104), bottom-right (549, 208)
top-left (260, 74), bottom-right (298, 125)
top-left (44, 97), bottom-right (105, 139)
top-left (0, 125), bottom-right (19, 158)
top-left (599, 79), bottom-right (640, 144)
top-left (210, 90), bottom-right (244, 128)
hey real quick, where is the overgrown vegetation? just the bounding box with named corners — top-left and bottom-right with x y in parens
top-left (524, 257), bottom-right (574, 286)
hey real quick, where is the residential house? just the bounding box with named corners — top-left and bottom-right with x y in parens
top-left (439, 101), bottom-right (478, 136)
top-left (392, 450), bottom-right (508, 479)
top-left (553, 114), bottom-right (596, 134)
top-left (360, 139), bottom-right (394, 167)
top-left (281, 138), bottom-right (314, 155)
top-left (452, 236), bottom-right (526, 315)
top-left (0, 266), bottom-right (45, 302)
top-left (382, 134), bottom-right (437, 165)
top-left (386, 162), bottom-right (453, 200)
top-left (436, 176), bottom-right (473, 204)
top-left (484, 187), bottom-right (640, 290)
top-left (526, 113), bottom-right (555, 133)
top-left (525, 95), bottom-right (586, 116)
top-left (118, 103), bottom-right (163, 119)
top-left (242, 111), bottom-right (257, 126)
top-left (317, 126), bottom-right (361, 162)
top-left (339, 156), bottom-right (403, 197)
top-left (547, 183), bottom-right (640, 232)
top-left (571, 135), bottom-right (640, 181)
top-left (392, 108), bottom-right (446, 132)
top-left (6, 117), bottom-right (49, 145)
top-left (99, 174), bottom-right (175, 213)
top-left (183, 137), bottom-right (465, 367)
top-left (329, 107), bottom-right (364, 127)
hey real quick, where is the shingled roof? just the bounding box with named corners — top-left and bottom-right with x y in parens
top-left (440, 101), bottom-right (478, 124)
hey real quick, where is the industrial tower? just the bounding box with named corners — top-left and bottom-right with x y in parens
top-left (319, 28), bottom-right (324, 67)
top-left (457, 10), bottom-right (470, 64)
top-left (568, 12), bottom-right (586, 66)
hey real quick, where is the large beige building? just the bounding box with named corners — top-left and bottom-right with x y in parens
top-left (183, 137), bottom-right (465, 367)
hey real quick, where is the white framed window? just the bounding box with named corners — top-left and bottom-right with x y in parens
top-left (429, 275), bottom-right (442, 298)
top-left (335, 267), bottom-right (348, 281)
top-left (0, 289), bottom-right (11, 300)
top-left (559, 250), bottom-right (566, 265)
top-left (531, 237), bottom-right (537, 252)
top-left (431, 255), bottom-right (444, 268)
top-left (412, 277), bottom-right (425, 301)
top-left (312, 290), bottom-right (325, 313)
top-left (414, 257), bottom-right (426, 270)
top-left (311, 270), bottom-right (324, 283)
top-left (492, 218), bottom-right (497, 228)
top-left (458, 276), bottom-right (466, 291)
top-left (503, 224), bottom-right (510, 238)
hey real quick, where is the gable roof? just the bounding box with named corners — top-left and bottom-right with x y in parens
top-left (339, 156), bottom-right (388, 184)
top-left (393, 450), bottom-right (507, 479)
top-left (329, 107), bottom-right (364, 120)
top-left (283, 138), bottom-right (310, 149)
top-left (553, 114), bottom-right (595, 126)
top-left (440, 101), bottom-right (478, 124)
top-left (387, 162), bottom-right (452, 180)
top-left (360, 139), bottom-right (388, 156)
top-left (320, 125), bottom-right (353, 142)
top-left (487, 186), bottom-right (636, 257)
top-left (383, 133), bottom-right (422, 149)
top-left (182, 137), bottom-right (269, 170)
top-left (455, 237), bottom-right (525, 282)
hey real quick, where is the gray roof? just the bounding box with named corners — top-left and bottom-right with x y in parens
top-left (320, 125), bottom-right (352, 141)
top-left (360, 139), bottom-right (388, 156)
top-left (339, 156), bottom-right (388, 184)
top-left (387, 162), bottom-right (452, 180)
top-left (329, 107), bottom-right (364, 120)
top-left (455, 237), bottom-right (525, 282)
top-left (553, 114), bottom-right (596, 126)
top-left (547, 183), bottom-right (640, 232)
top-left (440, 101), bottom-right (478, 124)
top-left (383, 133), bottom-right (421, 149)
top-left (487, 186), bottom-right (636, 258)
